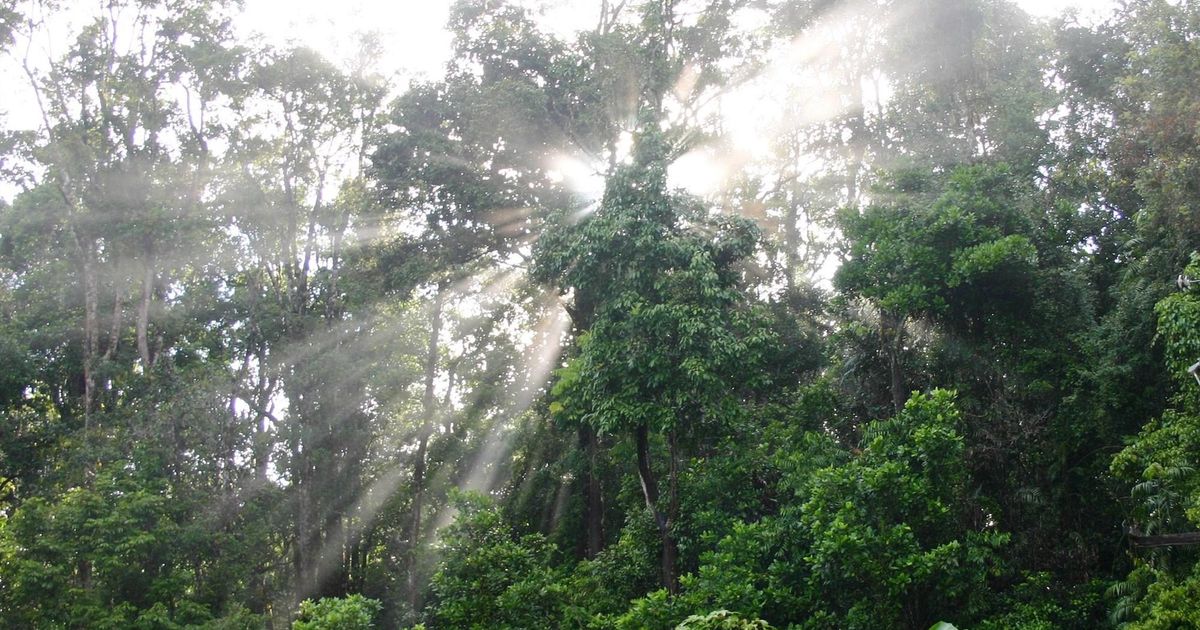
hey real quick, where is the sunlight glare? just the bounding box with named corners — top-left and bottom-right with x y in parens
top-left (548, 154), bottom-right (606, 203)
top-left (614, 130), bottom-right (635, 166)
top-left (669, 147), bottom-right (729, 197)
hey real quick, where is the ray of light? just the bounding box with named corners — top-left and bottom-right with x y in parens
top-left (308, 460), bottom-right (409, 594)
top-left (547, 153), bottom-right (606, 204)
top-left (668, 0), bottom-right (907, 199)
top-left (428, 296), bottom-right (570, 534)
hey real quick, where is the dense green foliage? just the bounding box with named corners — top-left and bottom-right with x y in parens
top-left (4, 0), bottom-right (1200, 628)
top-left (293, 595), bottom-right (382, 630)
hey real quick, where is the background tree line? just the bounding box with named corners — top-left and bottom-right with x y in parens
top-left (2, 0), bottom-right (1200, 628)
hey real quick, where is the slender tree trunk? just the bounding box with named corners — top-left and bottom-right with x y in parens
top-left (137, 254), bottom-right (155, 366)
top-left (634, 422), bottom-right (676, 593)
top-left (846, 76), bottom-right (867, 207)
top-left (256, 407), bottom-right (271, 480)
top-left (104, 291), bottom-right (121, 362)
top-left (78, 558), bottom-right (93, 593)
top-left (247, 277), bottom-right (273, 481)
top-left (580, 424), bottom-right (605, 559)
top-left (289, 352), bottom-right (313, 602)
top-left (407, 285), bottom-right (444, 609)
top-left (783, 187), bottom-right (800, 295)
top-left (663, 428), bottom-right (680, 595)
top-left (634, 423), bottom-right (660, 519)
top-left (882, 310), bottom-right (906, 414)
top-left (226, 365), bottom-right (243, 491)
top-left (291, 353), bottom-right (317, 601)
top-left (327, 208), bottom-right (346, 321)
top-left (80, 245), bottom-right (99, 431)
top-left (562, 307), bottom-right (606, 560)
top-left (295, 453), bottom-right (311, 601)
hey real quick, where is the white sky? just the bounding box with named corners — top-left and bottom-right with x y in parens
top-left (233, 0), bottom-right (1118, 79)
top-left (238, 0), bottom-right (453, 81)
top-left (0, 0), bottom-right (1120, 119)
top-left (1021, 0), bottom-right (1116, 19)
top-left (0, 0), bottom-right (1119, 204)
top-left (236, 0), bottom-right (603, 85)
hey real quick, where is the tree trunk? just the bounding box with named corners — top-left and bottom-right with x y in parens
top-left (407, 285), bottom-right (444, 609)
top-left (562, 300), bottom-right (605, 561)
top-left (137, 255), bottom-right (155, 366)
top-left (883, 310), bottom-right (906, 414)
top-left (81, 244), bottom-right (99, 431)
top-left (580, 424), bottom-right (605, 559)
top-left (783, 180), bottom-right (800, 295)
top-left (634, 422), bottom-right (676, 594)
top-left (290, 347), bottom-right (317, 602)
top-left (1129, 531), bottom-right (1200, 549)
top-left (664, 428), bottom-right (680, 595)
top-left (255, 410), bottom-right (270, 479)
top-left (846, 71), bottom-right (868, 207)
top-left (290, 365), bottom-right (315, 603)
top-left (295, 458), bottom-right (312, 601)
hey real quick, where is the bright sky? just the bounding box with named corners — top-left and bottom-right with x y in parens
top-left (0, 0), bottom-right (1120, 127)
top-left (238, 0), bottom-right (453, 81)
top-left (1021, 0), bottom-right (1117, 19)
top-left (236, 0), bottom-right (602, 84)
top-left (0, 0), bottom-right (1119, 205)
top-left (234, 0), bottom-right (1118, 81)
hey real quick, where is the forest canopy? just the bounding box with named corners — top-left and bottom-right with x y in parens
top-left (2, 0), bottom-right (1200, 628)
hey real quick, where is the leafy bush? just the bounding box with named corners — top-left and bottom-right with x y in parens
top-left (292, 594), bottom-right (381, 630)
top-left (676, 609), bottom-right (774, 629)
top-left (424, 492), bottom-right (570, 628)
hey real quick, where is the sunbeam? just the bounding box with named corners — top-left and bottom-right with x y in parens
top-left (547, 153), bottom-right (607, 204)
top-left (428, 296), bottom-right (569, 533)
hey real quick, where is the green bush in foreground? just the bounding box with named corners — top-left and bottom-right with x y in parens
top-left (292, 594), bottom-right (381, 630)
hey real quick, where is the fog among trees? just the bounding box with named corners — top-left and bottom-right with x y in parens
top-left (3, 0), bottom-right (1200, 628)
